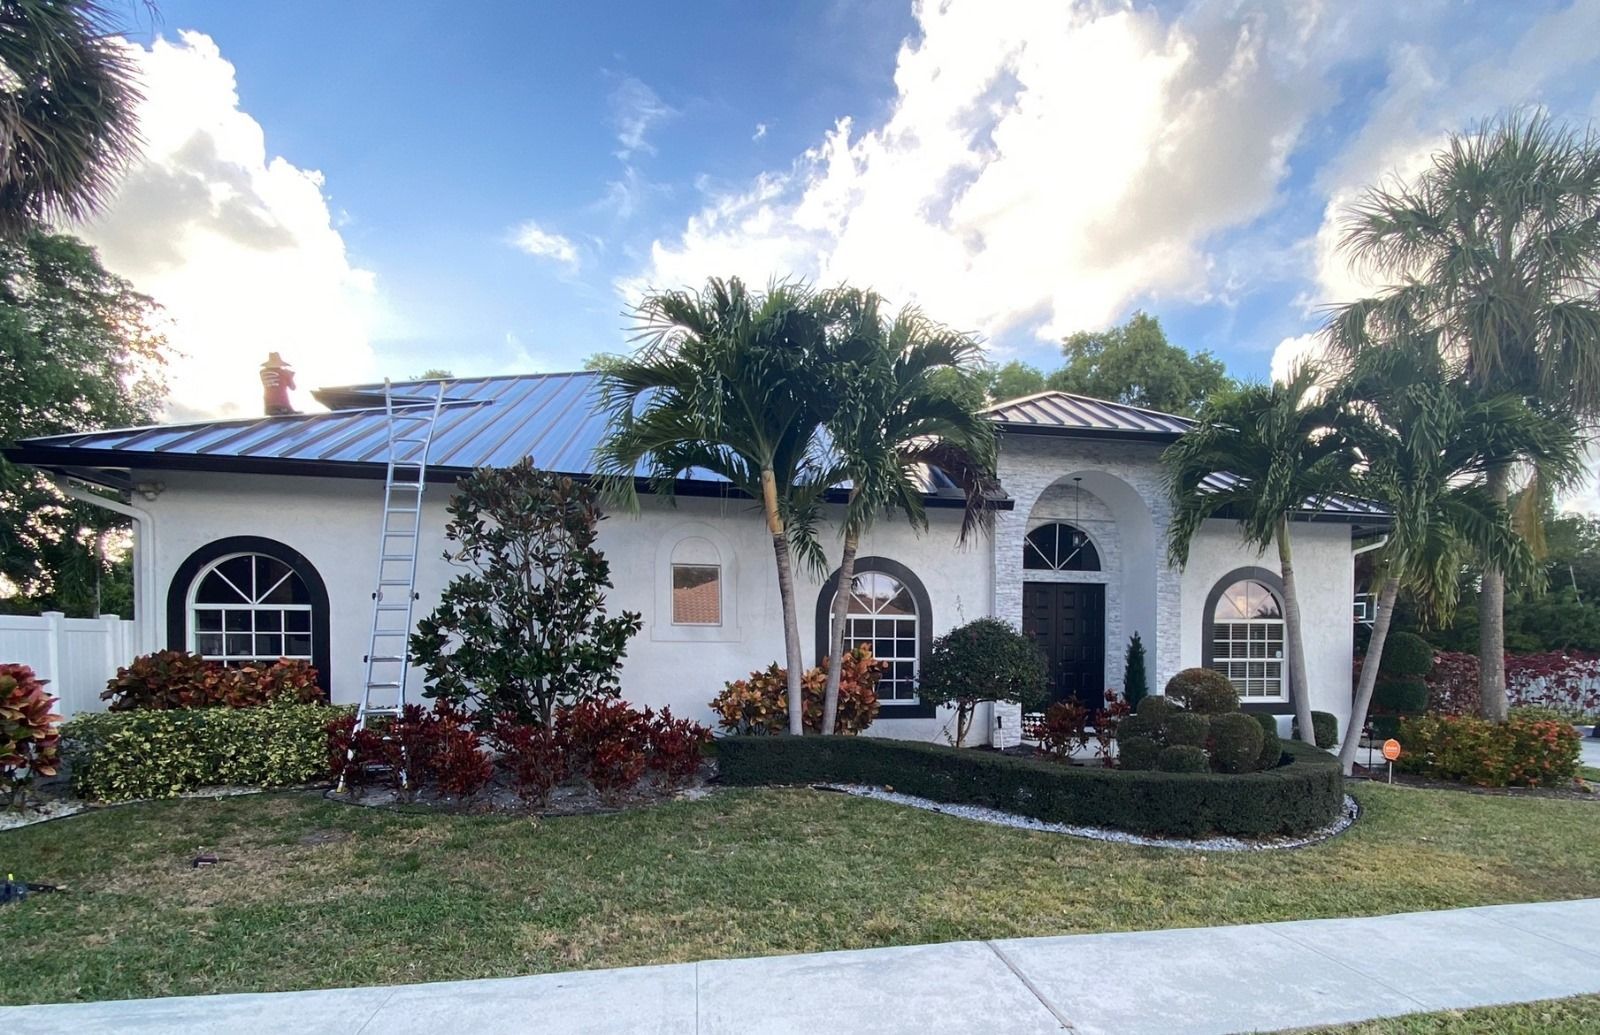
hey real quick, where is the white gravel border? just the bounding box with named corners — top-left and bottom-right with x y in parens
top-left (816, 784), bottom-right (1360, 852)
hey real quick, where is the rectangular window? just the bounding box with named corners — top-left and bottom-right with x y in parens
top-left (1212, 621), bottom-right (1285, 698)
top-left (671, 564), bottom-right (721, 625)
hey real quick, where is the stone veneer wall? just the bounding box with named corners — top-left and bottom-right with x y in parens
top-left (988, 433), bottom-right (1181, 746)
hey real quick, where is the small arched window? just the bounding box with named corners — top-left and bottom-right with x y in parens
top-left (1210, 578), bottom-right (1285, 699)
top-left (1024, 523), bottom-right (1101, 571)
top-left (670, 537), bottom-right (722, 626)
top-left (189, 553), bottom-right (316, 664)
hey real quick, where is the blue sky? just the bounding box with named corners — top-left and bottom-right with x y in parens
top-left (84, 1), bottom-right (1600, 420)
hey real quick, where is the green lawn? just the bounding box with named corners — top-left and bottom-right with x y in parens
top-left (2, 783), bottom-right (1599, 1005)
top-left (1292, 995), bottom-right (1600, 1033)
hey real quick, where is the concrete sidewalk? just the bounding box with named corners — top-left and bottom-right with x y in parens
top-left (7, 899), bottom-right (1600, 1034)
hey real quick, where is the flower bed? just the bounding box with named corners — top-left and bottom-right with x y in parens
top-left (715, 735), bottom-right (1343, 837)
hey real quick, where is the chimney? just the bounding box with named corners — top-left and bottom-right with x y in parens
top-left (259, 353), bottom-right (298, 416)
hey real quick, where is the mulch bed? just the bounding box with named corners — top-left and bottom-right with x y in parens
top-left (324, 765), bottom-right (719, 817)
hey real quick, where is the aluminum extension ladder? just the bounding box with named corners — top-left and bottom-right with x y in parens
top-left (337, 378), bottom-right (446, 792)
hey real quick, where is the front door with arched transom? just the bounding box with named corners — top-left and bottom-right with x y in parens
top-left (1021, 581), bottom-right (1105, 710)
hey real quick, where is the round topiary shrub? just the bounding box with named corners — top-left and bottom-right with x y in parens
top-left (1373, 678), bottom-right (1429, 715)
top-left (1117, 712), bottom-right (1161, 746)
top-left (1117, 736), bottom-right (1161, 771)
top-left (1157, 744), bottom-right (1209, 773)
top-left (1254, 713), bottom-right (1283, 770)
top-left (1293, 710), bottom-right (1339, 749)
top-left (1136, 695), bottom-right (1179, 720)
top-left (1164, 668), bottom-right (1239, 715)
top-left (1379, 631), bottom-right (1434, 678)
top-left (1208, 712), bottom-right (1264, 774)
top-left (1164, 711), bottom-right (1210, 748)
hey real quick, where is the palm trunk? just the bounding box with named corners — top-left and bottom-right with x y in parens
top-left (762, 468), bottom-right (806, 735)
top-left (1479, 461), bottom-right (1510, 723)
top-left (821, 522), bottom-right (860, 737)
top-left (1278, 516), bottom-right (1317, 746)
top-left (1340, 576), bottom-right (1399, 775)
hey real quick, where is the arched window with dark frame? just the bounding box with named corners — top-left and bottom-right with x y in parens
top-left (1023, 522), bottom-right (1100, 571)
top-left (168, 537), bottom-right (332, 685)
top-left (815, 557), bottom-right (934, 718)
top-left (1203, 568), bottom-right (1288, 703)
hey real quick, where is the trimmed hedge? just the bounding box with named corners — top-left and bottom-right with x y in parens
top-left (1294, 710), bottom-right (1339, 749)
top-left (716, 735), bottom-right (1344, 837)
top-left (62, 703), bottom-right (348, 802)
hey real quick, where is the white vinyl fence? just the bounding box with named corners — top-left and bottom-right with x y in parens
top-left (0, 612), bottom-right (138, 718)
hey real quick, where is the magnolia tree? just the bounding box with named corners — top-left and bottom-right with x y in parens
top-left (412, 459), bottom-right (643, 726)
top-left (917, 617), bottom-right (1049, 747)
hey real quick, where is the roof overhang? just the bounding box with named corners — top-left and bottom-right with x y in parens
top-left (7, 444), bottom-right (1013, 511)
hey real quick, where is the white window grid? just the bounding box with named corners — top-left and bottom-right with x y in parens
top-left (837, 572), bottom-right (919, 703)
top-left (1211, 620), bottom-right (1285, 699)
top-left (188, 553), bottom-right (314, 665)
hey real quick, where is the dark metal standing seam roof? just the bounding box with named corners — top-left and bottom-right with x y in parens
top-left (5, 371), bottom-right (976, 504)
top-left (6, 374), bottom-right (1386, 523)
top-left (981, 390), bottom-right (1196, 438)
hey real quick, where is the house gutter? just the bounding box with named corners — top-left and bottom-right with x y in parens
top-left (1352, 535), bottom-right (1389, 557)
top-left (55, 477), bottom-right (159, 656)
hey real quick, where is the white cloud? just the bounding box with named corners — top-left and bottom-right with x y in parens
top-left (752, 122), bottom-right (768, 141)
top-left (77, 31), bottom-right (378, 421)
top-left (1269, 332), bottom-right (1326, 385)
top-left (510, 220), bottom-right (579, 268)
top-left (630, 1), bottom-right (1355, 343)
top-left (611, 77), bottom-right (676, 160)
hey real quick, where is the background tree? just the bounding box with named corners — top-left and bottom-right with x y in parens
top-left (1052, 311), bottom-right (1235, 416)
top-left (1333, 333), bottom-right (1574, 774)
top-left (1327, 111), bottom-right (1600, 722)
top-left (979, 312), bottom-right (1235, 415)
top-left (411, 459), bottom-right (643, 726)
top-left (1122, 632), bottom-right (1149, 710)
top-left (985, 359), bottom-right (1047, 403)
top-left (1165, 367), bottom-right (1355, 746)
top-left (0, 0), bottom-right (145, 236)
top-left (0, 231), bottom-right (165, 614)
top-left (815, 288), bottom-right (998, 734)
top-left (596, 278), bottom-right (831, 735)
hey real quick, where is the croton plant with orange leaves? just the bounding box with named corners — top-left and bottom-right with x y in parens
top-left (1, 663), bottom-right (61, 802)
top-left (711, 645), bottom-right (883, 735)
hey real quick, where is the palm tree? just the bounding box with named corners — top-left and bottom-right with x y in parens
top-left (0, 0), bottom-right (144, 236)
top-left (595, 278), bottom-right (832, 735)
top-left (1334, 334), bottom-right (1577, 775)
top-left (814, 289), bottom-right (999, 735)
top-left (1327, 111), bottom-right (1600, 722)
top-left (1165, 367), bottom-right (1355, 745)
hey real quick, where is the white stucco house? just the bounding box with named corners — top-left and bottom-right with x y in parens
top-left (6, 371), bottom-right (1386, 744)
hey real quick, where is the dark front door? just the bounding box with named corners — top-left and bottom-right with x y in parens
top-left (1022, 581), bottom-right (1106, 710)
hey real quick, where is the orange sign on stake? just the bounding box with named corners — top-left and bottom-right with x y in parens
top-left (1382, 739), bottom-right (1402, 761)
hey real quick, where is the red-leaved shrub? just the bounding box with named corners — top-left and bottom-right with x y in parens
top-left (105, 651), bottom-right (327, 711)
top-left (559, 698), bottom-right (648, 801)
top-left (490, 713), bottom-right (567, 805)
top-left (325, 711), bottom-right (384, 789)
top-left (426, 702), bottom-right (494, 798)
top-left (1, 663), bottom-right (61, 802)
top-left (1035, 700), bottom-right (1088, 761)
top-left (642, 707), bottom-right (711, 789)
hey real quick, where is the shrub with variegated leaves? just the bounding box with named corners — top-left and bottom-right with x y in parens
top-left (1, 663), bottom-right (60, 803)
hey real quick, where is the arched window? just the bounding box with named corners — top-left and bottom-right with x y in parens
top-left (168, 537), bottom-right (330, 681)
top-left (1210, 577), bottom-right (1285, 699)
top-left (669, 537), bottom-right (722, 626)
top-left (1024, 523), bottom-right (1100, 571)
top-left (842, 572), bottom-right (919, 702)
top-left (190, 553), bottom-right (314, 664)
top-left (815, 557), bottom-right (933, 717)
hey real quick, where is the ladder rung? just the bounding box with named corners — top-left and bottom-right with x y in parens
top-left (366, 681), bottom-right (403, 690)
top-left (378, 579), bottom-right (413, 586)
top-left (384, 530), bottom-right (417, 537)
top-left (375, 603), bottom-right (411, 611)
top-left (369, 655), bottom-right (404, 663)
